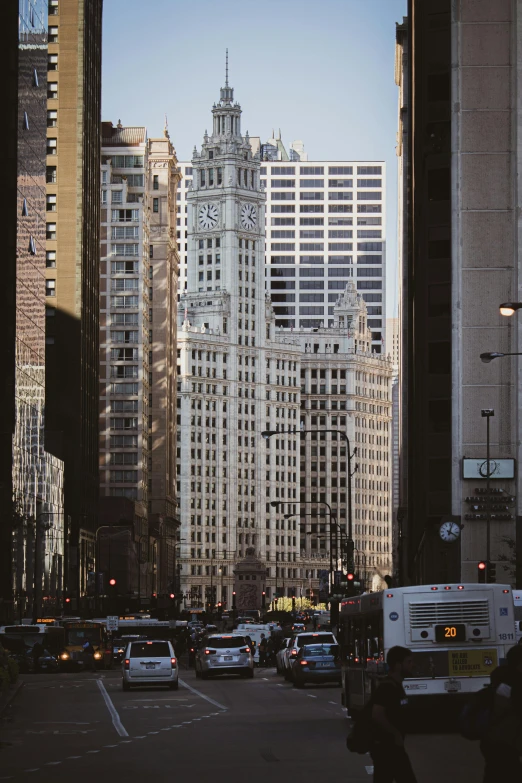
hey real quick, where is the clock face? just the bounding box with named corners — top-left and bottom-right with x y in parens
top-left (439, 521), bottom-right (460, 543)
top-left (240, 203), bottom-right (257, 230)
top-left (198, 203), bottom-right (218, 230)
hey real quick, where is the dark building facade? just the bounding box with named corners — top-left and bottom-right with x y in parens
top-left (399, 0), bottom-right (520, 587)
top-left (44, 0), bottom-right (103, 611)
top-left (0, 0), bottom-right (65, 622)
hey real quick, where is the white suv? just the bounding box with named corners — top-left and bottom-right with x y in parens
top-left (195, 634), bottom-right (254, 679)
top-left (282, 631), bottom-right (337, 679)
top-left (122, 639), bottom-right (179, 691)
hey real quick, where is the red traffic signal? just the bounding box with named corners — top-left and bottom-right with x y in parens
top-left (478, 561), bottom-right (487, 584)
top-left (65, 597), bottom-right (71, 603)
top-left (347, 573), bottom-right (355, 582)
top-left (109, 578), bottom-right (116, 586)
top-left (478, 561), bottom-right (487, 571)
top-left (169, 593), bottom-right (175, 599)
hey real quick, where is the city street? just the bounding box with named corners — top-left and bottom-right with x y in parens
top-left (0, 666), bottom-right (483, 782)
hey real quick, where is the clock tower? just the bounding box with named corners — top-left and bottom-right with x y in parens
top-left (177, 57), bottom-right (301, 612)
top-left (185, 51), bottom-right (266, 340)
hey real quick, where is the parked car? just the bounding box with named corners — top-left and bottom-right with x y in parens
top-left (290, 643), bottom-right (341, 688)
top-left (195, 634), bottom-right (254, 679)
top-left (122, 639), bottom-right (178, 691)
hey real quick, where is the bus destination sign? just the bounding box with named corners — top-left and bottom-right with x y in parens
top-left (435, 624), bottom-right (466, 642)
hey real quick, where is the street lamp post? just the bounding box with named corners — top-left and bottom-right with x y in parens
top-left (481, 409), bottom-right (494, 581)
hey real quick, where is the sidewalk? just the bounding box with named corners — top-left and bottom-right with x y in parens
top-left (0, 679), bottom-right (24, 717)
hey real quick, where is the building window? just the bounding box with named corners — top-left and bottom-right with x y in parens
top-left (47, 82), bottom-right (58, 100)
top-left (46, 223), bottom-right (57, 240)
top-left (112, 191), bottom-right (123, 204)
top-left (48, 54), bottom-right (58, 71)
top-left (48, 0), bottom-right (59, 13)
top-left (48, 25), bottom-right (58, 42)
top-left (46, 195), bottom-right (57, 211)
top-left (47, 138), bottom-right (57, 155)
top-left (46, 166), bottom-right (57, 183)
top-left (47, 110), bottom-right (58, 128)
top-left (153, 175), bottom-right (159, 190)
top-left (153, 198), bottom-right (159, 213)
top-left (46, 279), bottom-right (56, 297)
top-left (46, 251), bottom-right (56, 268)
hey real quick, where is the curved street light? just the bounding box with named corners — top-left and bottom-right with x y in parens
top-left (499, 302), bottom-right (522, 317)
top-left (480, 352), bottom-right (522, 364)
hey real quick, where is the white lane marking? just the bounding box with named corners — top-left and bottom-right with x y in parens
top-left (103, 745), bottom-right (118, 748)
top-left (35, 721), bottom-right (93, 725)
top-left (132, 698), bottom-right (188, 702)
top-left (24, 770), bottom-right (40, 773)
top-left (262, 678), bottom-right (268, 681)
top-left (67, 756), bottom-right (82, 759)
top-left (134, 736), bottom-right (146, 739)
top-left (148, 731), bottom-right (159, 735)
top-left (96, 679), bottom-right (129, 737)
top-left (86, 750), bottom-right (100, 754)
top-left (179, 678), bottom-right (228, 711)
top-left (307, 695), bottom-right (317, 698)
top-left (329, 701), bottom-right (337, 705)
top-left (119, 740), bottom-right (132, 744)
top-left (44, 762), bottom-right (62, 766)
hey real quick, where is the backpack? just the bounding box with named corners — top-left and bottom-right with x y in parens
top-left (459, 685), bottom-right (495, 741)
top-left (346, 699), bottom-right (374, 754)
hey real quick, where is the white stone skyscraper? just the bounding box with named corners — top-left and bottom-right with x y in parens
top-left (176, 65), bottom-right (301, 608)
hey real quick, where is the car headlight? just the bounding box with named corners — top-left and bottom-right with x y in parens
top-left (60, 652), bottom-right (70, 660)
top-left (94, 652), bottom-right (102, 660)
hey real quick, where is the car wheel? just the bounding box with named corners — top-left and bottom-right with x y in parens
top-left (169, 680), bottom-right (179, 691)
top-left (122, 680), bottom-right (131, 691)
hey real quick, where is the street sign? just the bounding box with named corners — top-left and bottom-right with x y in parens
top-left (462, 458), bottom-right (515, 480)
top-left (106, 615), bottom-right (119, 632)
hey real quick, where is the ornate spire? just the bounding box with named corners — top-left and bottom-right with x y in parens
top-left (220, 49), bottom-right (234, 105)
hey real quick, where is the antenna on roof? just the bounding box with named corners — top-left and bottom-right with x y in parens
top-left (225, 49), bottom-right (229, 87)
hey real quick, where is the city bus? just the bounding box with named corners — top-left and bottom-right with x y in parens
top-left (514, 591), bottom-right (522, 644)
top-left (338, 583), bottom-right (517, 715)
top-left (60, 621), bottom-right (112, 669)
top-left (0, 624), bottom-right (64, 657)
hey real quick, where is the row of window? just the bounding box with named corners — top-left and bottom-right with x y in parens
top-left (259, 166), bottom-right (382, 175)
top-left (271, 217), bottom-right (381, 226)
top-left (269, 242), bottom-right (383, 252)
top-left (269, 204), bottom-right (381, 213)
top-left (267, 191), bottom-right (381, 201)
top-left (269, 179), bottom-right (381, 188)
top-left (270, 230), bottom-right (381, 239)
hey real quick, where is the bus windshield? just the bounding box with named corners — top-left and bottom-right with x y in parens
top-left (65, 628), bottom-right (102, 646)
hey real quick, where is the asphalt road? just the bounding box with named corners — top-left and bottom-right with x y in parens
top-left (0, 666), bottom-right (483, 783)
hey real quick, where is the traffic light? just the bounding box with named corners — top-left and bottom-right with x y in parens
top-left (169, 593), bottom-right (175, 600)
top-left (292, 595), bottom-right (296, 611)
top-left (488, 562), bottom-right (497, 583)
top-left (346, 572), bottom-right (355, 583)
top-left (262, 591), bottom-right (266, 609)
top-left (150, 592), bottom-right (157, 609)
top-left (109, 578), bottom-right (116, 587)
top-left (478, 561), bottom-right (487, 584)
top-left (65, 597), bottom-right (71, 604)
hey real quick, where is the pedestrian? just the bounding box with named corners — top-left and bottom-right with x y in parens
top-left (259, 634), bottom-right (267, 667)
top-left (82, 639), bottom-right (97, 673)
top-left (480, 644), bottom-right (522, 782)
top-left (266, 635), bottom-right (275, 666)
top-left (370, 645), bottom-right (417, 783)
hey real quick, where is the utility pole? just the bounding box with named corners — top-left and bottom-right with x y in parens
top-left (481, 409), bottom-right (494, 582)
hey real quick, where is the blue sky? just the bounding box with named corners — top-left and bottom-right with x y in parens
top-left (102, 0), bottom-right (407, 316)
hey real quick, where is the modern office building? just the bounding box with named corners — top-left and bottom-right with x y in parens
top-left (175, 70), bottom-right (393, 608)
top-left (44, 0), bottom-right (103, 609)
top-left (398, 1), bottom-right (521, 586)
top-left (99, 122), bottom-right (180, 604)
top-left (0, 0), bottom-right (64, 622)
top-left (176, 140), bottom-right (387, 354)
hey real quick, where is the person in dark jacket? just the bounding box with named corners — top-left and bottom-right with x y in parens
top-left (370, 645), bottom-right (417, 783)
top-left (480, 644), bottom-right (522, 782)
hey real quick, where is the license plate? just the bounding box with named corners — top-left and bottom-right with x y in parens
top-left (224, 655), bottom-right (233, 661)
top-left (145, 663), bottom-right (155, 670)
top-left (318, 662), bottom-right (330, 667)
top-left (444, 678), bottom-right (461, 693)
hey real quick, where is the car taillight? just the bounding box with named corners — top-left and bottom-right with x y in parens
top-left (299, 660), bottom-right (308, 666)
top-left (171, 658), bottom-right (177, 666)
top-left (190, 647), bottom-right (195, 653)
top-left (204, 649), bottom-right (216, 655)
top-left (240, 647), bottom-right (250, 653)
top-left (291, 650), bottom-right (297, 656)
top-left (124, 659), bottom-right (130, 670)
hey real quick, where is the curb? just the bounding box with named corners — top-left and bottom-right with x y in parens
top-left (0, 680), bottom-right (24, 717)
